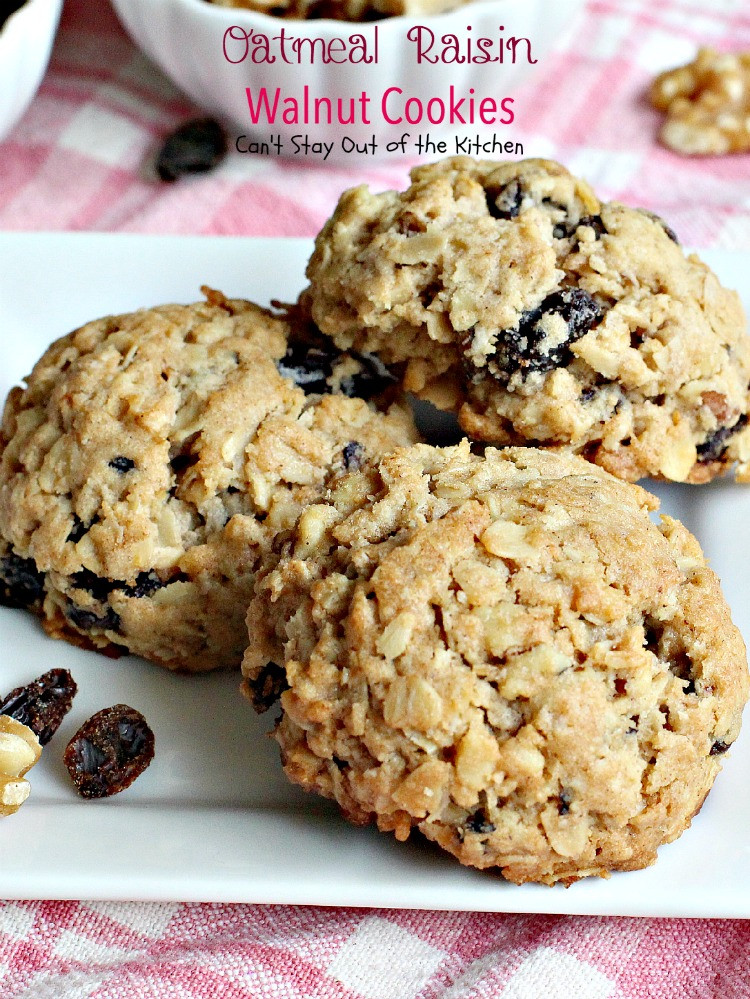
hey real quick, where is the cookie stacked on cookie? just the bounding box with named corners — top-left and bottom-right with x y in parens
top-left (242, 156), bottom-right (749, 885)
top-left (1, 156), bottom-right (748, 886)
top-left (304, 157), bottom-right (750, 483)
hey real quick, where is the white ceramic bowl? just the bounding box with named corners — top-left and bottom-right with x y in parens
top-left (0, 0), bottom-right (63, 143)
top-left (111, 0), bottom-right (583, 162)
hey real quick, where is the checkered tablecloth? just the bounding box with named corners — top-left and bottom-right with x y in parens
top-left (1, 0), bottom-right (749, 245)
top-left (2, 0), bottom-right (750, 996)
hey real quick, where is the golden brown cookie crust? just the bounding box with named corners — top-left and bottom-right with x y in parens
top-left (304, 157), bottom-right (750, 483)
top-left (0, 293), bottom-right (418, 672)
top-left (243, 442), bottom-right (749, 885)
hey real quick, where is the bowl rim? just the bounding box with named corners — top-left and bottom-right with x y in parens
top-left (115, 0), bottom-right (528, 36)
top-left (0, 0), bottom-right (63, 43)
top-left (0, 0), bottom-right (63, 35)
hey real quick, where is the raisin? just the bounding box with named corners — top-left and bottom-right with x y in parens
top-left (66, 604), bottom-right (121, 633)
top-left (170, 445), bottom-right (199, 475)
top-left (576, 215), bottom-right (607, 239)
top-left (248, 661), bottom-right (288, 713)
top-left (70, 568), bottom-right (120, 602)
top-left (109, 457), bottom-right (135, 473)
top-left (339, 353), bottom-right (395, 399)
top-left (494, 288), bottom-right (603, 377)
top-left (278, 343), bottom-right (395, 400)
top-left (710, 739), bottom-right (731, 756)
top-left (485, 180), bottom-right (523, 220)
top-left (63, 704), bottom-right (155, 799)
top-left (68, 515), bottom-right (85, 543)
top-left (121, 570), bottom-right (167, 599)
top-left (558, 789), bottom-right (573, 815)
top-left (170, 453), bottom-right (198, 474)
top-left (67, 514), bottom-right (100, 544)
top-left (638, 209), bottom-right (679, 244)
top-left (465, 808), bottom-right (496, 835)
top-left (697, 415), bottom-right (748, 464)
top-left (156, 118), bottom-right (228, 182)
top-left (342, 441), bottom-right (364, 470)
top-left (278, 342), bottom-right (338, 394)
top-left (0, 669), bottom-right (77, 745)
top-left (0, 553), bottom-right (45, 609)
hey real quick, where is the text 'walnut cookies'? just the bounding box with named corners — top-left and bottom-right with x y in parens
top-left (0, 291), bottom-right (418, 672)
top-left (242, 442), bottom-right (749, 886)
top-left (651, 48), bottom-right (750, 156)
top-left (304, 157), bottom-right (750, 484)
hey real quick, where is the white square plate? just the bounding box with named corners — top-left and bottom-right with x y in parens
top-left (1, 233), bottom-right (749, 916)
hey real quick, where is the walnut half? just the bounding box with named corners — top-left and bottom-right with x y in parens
top-left (0, 715), bottom-right (42, 816)
top-left (651, 48), bottom-right (750, 155)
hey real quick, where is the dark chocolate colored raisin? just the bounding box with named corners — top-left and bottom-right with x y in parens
top-left (70, 568), bottom-right (120, 602)
top-left (0, 669), bottom-right (77, 745)
top-left (121, 570), bottom-right (167, 599)
top-left (558, 789), bottom-right (573, 815)
top-left (339, 353), bottom-right (395, 399)
top-left (63, 704), bottom-right (154, 798)
top-left (485, 180), bottom-right (523, 220)
top-left (697, 415), bottom-right (748, 464)
top-left (0, 553), bottom-right (45, 609)
top-left (109, 456), bottom-right (135, 473)
top-left (66, 605), bottom-right (121, 633)
top-left (170, 450), bottom-right (199, 475)
top-left (638, 209), bottom-right (679, 244)
top-left (710, 739), bottom-right (731, 756)
top-left (465, 808), bottom-right (496, 835)
top-left (156, 118), bottom-right (228, 182)
top-left (342, 441), bottom-right (364, 471)
top-left (278, 343), bottom-right (395, 400)
top-left (577, 215), bottom-right (608, 239)
top-left (248, 661), bottom-right (288, 713)
top-left (278, 342), bottom-right (338, 394)
top-left (495, 288), bottom-right (603, 377)
top-left (67, 514), bottom-right (99, 544)
top-left (67, 515), bottom-right (87, 544)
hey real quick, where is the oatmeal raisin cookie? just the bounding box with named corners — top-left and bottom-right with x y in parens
top-left (243, 442), bottom-right (748, 884)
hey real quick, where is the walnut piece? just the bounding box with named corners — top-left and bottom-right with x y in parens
top-left (0, 716), bottom-right (42, 816)
top-left (651, 48), bottom-right (750, 155)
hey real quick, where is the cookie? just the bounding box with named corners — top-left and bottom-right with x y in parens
top-left (303, 157), bottom-right (750, 483)
top-left (242, 441), bottom-right (749, 885)
top-left (651, 48), bottom-right (750, 156)
top-left (0, 291), bottom-right (418, 672)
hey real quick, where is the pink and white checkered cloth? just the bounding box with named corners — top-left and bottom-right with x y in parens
top-left (1, 0), bottom-right (749, 244)
top-left (2, 1), bottom-right (750, 996)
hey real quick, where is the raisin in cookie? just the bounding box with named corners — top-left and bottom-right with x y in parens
top-left (242, 441), bottom-right (748, 885)
top-left (0, 291), bottom-right (418, 672)
top-left (304, 157), bottom-right (750, 483)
